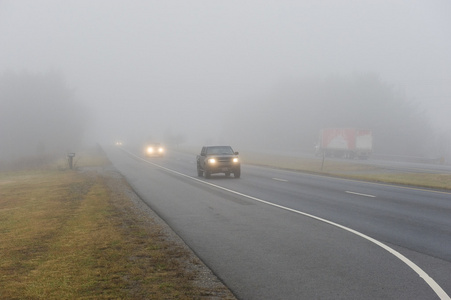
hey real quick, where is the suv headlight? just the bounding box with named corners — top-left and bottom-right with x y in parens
top-left (208, 158), bottom-right (216, 164)
top-left (233, 158), bottom-right (239, 163)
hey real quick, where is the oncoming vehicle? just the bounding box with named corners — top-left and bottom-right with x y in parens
top-left (145, 143), bottom-right (165, 157)
top-left (196, 145), bottom-right (240, 178)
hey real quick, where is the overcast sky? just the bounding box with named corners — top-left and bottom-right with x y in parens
top-left (1, 0), bottom-right (450, 145)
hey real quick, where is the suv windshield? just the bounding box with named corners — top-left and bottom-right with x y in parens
top-left (206, 146), bottom-right (234, 155)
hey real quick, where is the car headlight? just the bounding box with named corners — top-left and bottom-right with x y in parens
top-left (208, 158), bottom-right (216, 164)
top-left (233, 158), bottom-right (239, 163)
top-left (147, 147), bottom-right (154, 153)
top-left (158, 147), bottom-right (164, 153)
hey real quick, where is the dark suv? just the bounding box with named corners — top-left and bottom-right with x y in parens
top-left (196, 146), bottom-right (241, 178)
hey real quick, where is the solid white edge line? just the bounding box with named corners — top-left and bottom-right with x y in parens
top-left (346, 191), bottom-right (376, 198)
top-left (125, 149), bottom-right (450, 300)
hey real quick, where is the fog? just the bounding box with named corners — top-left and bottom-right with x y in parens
top-left (1, 1), bottom-right (451, 162)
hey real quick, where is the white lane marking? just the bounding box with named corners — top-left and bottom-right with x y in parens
top-left (272, 178), bottom-right (288, 182)
top-left (346, 191), bottom-right (376, 198)
top-left (123, 149), bottom-right (450, 300)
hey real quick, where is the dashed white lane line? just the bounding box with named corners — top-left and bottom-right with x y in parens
top-left (123, 149), bottom-right (450, 300)
top-left (346, 191), bottom-right (376, 198)
top-left (272, 178), bottom-right (288, 182)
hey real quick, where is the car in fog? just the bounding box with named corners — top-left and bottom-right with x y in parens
top-left (145, 143), bottom-right (165, 157)
top-left (115, 140), bottom-right (123, 146)
top-left (196, 145), bottom-right (240, 178)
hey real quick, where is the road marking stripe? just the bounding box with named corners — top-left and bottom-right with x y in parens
top-left (346, 191), bottom-right (376, 198)
top-left (272, 178), bottom-right (288, 182)
top-left (123, 149), bottom-right (450, 300)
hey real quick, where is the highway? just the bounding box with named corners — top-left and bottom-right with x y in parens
top-left (104, 146), bottom-right (451, 300)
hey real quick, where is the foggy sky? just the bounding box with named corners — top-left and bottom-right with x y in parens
top-left (1, 0), bottom-right (450, 146)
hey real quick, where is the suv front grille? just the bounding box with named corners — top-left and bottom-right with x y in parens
top-left (217, 157), bottom-right (232, 163)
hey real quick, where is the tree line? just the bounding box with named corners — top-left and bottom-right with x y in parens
top-left (221, 73), bottom-right (448, 159)
top-left (0, 71), bottom-right (88, 167)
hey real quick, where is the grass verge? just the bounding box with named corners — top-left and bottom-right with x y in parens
top-left (0, 149), bottom-right (235, 299)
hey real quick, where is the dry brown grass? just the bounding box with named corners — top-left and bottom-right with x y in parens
top-left (343, 172), bottom-right (451, 190)
top-left (0, 149), bottom-right (236, 299)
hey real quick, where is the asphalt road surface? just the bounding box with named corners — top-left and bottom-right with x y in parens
top-left (104, 146), bottom-right (451, 300)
